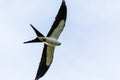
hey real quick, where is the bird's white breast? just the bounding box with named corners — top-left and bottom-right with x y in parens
top-left (45, 37), bottom-right (61, 46)
top-left (39, 37), bottom-right (61, 47)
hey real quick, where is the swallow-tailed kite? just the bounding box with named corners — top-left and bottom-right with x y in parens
top-left (24, 0), bottom-right (67, 80)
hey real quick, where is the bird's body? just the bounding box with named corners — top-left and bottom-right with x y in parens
top-left (24, 0), bottom-right (67, 80)
top-left (38, 37), bottom-right (61, 46)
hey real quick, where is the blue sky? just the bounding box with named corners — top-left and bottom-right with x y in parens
top-left (0, 0), bottom-right (120, 80)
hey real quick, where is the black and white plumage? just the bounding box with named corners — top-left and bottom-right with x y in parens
top-left (24, 0), bottom-right (67, 80)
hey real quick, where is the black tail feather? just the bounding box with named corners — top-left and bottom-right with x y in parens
top-left (30, 24), bottom-right (44, 37)
top-left (24, 38), bottom-right (41, 44)
top-left (24, 24), bottom-right (45, 44)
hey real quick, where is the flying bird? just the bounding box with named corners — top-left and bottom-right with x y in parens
top-left (24, 0), bottom-right (67, 80)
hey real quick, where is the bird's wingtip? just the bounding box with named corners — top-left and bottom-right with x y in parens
top-left (62, 0), bottom-right (66, 4)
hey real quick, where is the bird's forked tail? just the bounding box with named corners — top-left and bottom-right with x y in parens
top-left (24, 24), bottom-right (45, 44)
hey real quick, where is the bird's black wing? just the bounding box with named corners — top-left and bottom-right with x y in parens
top-left (35, 44), bottom-right (55, 80)
top-left (47, 0), bottom-right (67, 39)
